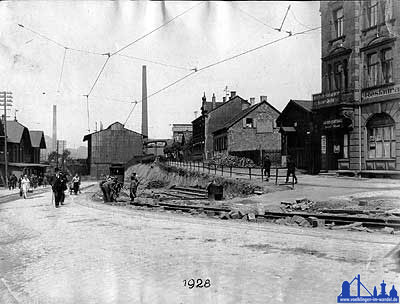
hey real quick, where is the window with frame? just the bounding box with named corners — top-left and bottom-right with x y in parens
top-left (381, 48), bottom-right (393, 84)
top-left (334, 62), bottom-right (344, 91)
top-left (334, 8), bottom-right (344, 38)
top-left (367, 0), bottom-right (379, 28)
top-left (245, 118), bottom-right (254, 128)
top-left (367, 113), bottom-right (396, 159)
top-left (367, 52), bottom-right (379, 87)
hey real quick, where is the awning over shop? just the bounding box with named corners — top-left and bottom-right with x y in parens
top-left (280, 126), bottom-right (296, 133)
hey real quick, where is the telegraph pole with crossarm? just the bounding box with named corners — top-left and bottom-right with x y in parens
top-left (0, 91), bottom-right (12, 188)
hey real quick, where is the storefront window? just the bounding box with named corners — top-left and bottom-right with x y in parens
top-left (367, 113), bottom-right (395, 159)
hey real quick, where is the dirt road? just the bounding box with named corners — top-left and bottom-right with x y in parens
top-left (0, 188), bottom-right (399, 303)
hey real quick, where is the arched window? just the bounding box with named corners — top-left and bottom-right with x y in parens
top-left (367, 113), bottom-right (395, 159)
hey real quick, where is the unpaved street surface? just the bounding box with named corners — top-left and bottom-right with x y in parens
top-left (0, 187), bottom-right (399, 304)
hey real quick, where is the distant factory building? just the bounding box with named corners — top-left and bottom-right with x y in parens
top-left (172, 124), bottom-right (192, 144)
top-left (83, 122), bottom-right (144, 178)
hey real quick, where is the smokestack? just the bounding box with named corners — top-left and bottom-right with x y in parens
top-left (141, 65), bottom-right (148, 138)
top-left (52, 105), bottom-right (57, 152)
top-left (212, 93), bottom-right (216, 110)
top-left (230, 91), bottom-right (236, 98)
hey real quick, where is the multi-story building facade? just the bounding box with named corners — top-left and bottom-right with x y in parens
top-left (171, 124), bottom-right (192, 144)
top-left (313, 0), bottom-right (399, 173)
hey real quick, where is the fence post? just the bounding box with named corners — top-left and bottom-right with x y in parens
top-left (221, 165), bottom-right (224, 176)
top-left (261, 167), bottom-right (263, 181)
top-left (215, 164), bottom-right (217, 175)
top-left (203, 162), bottom-right (204, 172)
top-left (275, 167), bottom-right (278, 185)
top-left (230, 166), bottom-right (232, 177)
top-left (249, 167), bottom-right (251, 180)
top-left (208, 163), bottom-right (210, 174)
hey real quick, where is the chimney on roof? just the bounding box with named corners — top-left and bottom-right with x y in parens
top-left (230, 91), bottom-right (236, 98)
top-left (249, 97), bottom-right (255, 105)
top-left (260, 96), bottom-right (268, 103)
top-left (194, 111), bottom-right (198, 119)
top-left (222, 96), bottom-right (226, 103)
top-left (212, 93), bottom-right (216, 110)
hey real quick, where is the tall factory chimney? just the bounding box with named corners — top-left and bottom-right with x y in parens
top-left (141, 65), bottom-right (148, 138)
top-left (52, 105), bottom-right (57, 152)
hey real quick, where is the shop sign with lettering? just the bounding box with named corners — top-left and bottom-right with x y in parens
top-left (362, 84), bottom-right (400, 100)
top-left (323, 119), bottom-right (343, 129)
top-left (321, 135), bottom-right (327, 154)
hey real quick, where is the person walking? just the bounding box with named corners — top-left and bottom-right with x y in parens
top-left (21, 174), bottom-right (30, 199)
top-left (285, 156), bottom-right (298, 184)
top-left (263, 154), bottom-right (271, 181)
top-left (51, 168), bottom-right (65, 208)
top-left (72, 173), bottom-right (80, 195)
top-left (129, 172), bottom-right (139, 204)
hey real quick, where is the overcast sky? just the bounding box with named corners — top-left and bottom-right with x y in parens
top-left (0, 1), bottom-right (321, 148)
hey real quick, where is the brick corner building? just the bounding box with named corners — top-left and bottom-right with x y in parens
top-left (313, 0), bottom-right (400, 173)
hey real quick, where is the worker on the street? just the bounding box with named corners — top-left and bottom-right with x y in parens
top-left (129, 172), bottom-right (139, 204)
top-left (285, 156), bottom-right (298, 184)
top-left (72, 173), bottom-right (81, 195)
top-left (263, 154), bottom-right (271, 181)
top-left (20, 174), bottom-right (30, 199)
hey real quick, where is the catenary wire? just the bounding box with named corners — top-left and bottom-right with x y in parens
top-left (87, 55), bottom-right (110, 97)
top-left (234, 6), bottom-right (277, 31)
top-left (57, 47), bottom-right (67, 92)
top-left (110, 2), bottom-right (204, 56)
top-left (116, 54), bottom-right (192, 71)
top-left (124, 26), bottom-right (321, 125)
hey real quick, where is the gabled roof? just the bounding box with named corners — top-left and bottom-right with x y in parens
top-left (276, 99), bottom-right (312, 124)
top-left (83, 121), bottom-right (144, 141)
top-left (291, 100), bottom-right (312, 111)
top-left (213, 100), bottom-right (280, 134)
top-left (29, 131), bottom-right (46, 148)
top-left (6, 121), bottom-right (28, 144)
top-left (207, 95), bottom-right (249, 115)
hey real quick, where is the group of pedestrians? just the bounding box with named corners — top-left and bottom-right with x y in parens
top-left (262, 155), bottom-right (297, 184)
top-left (51, 169), bottom-right (81, 208)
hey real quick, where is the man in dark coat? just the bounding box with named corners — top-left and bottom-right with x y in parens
top-left (52, 168), bottom-right (65, 208)
top-left (285, 156), bottom-right (298, 184)
top-left (263, 155), bottom-right (271, 181)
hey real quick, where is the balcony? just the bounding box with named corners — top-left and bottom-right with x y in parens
top-left (312, 89), bottom-right (354, 109)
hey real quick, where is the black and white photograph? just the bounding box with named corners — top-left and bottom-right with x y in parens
top-left (0, 0), bottom-right (399, 303)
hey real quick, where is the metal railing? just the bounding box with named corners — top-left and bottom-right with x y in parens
top-left (166, 160), bottom-right (296, 189)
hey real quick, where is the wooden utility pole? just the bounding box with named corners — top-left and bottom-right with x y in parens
top-left (0, 92), bottom-right (12, 188)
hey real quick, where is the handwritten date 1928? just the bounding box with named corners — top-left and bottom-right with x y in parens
top-left (183, 279), bottom-right (211, 289)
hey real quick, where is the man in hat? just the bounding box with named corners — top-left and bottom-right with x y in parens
top-left (52, 168), bottom-right (64, 208)
top-left (263, 154), bottom-right (271, 181)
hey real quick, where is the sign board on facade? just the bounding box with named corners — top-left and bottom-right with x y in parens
top-left (321, 135), bottom-right (326, 154)
top-left (362, 84), bottom-right (400, 100)
top-left (312, 91), bottom-right (340, 107)
top-left (323, 119), bottom-right (343, 129)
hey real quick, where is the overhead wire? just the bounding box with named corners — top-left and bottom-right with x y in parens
top-left (124, 25), bottom-right (321, 125)
top-left (57, 47), bottom-right (67, 92)
top-left (110, 2), bottom-right (204, 56)
top-left (234, 6), bottom-right (277, 31)
top-left (116, 54), bottom-right (192, 71)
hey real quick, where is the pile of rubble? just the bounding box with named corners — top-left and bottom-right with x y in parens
top-left (281, 198), bottom-right (315, 211)
top-left (145, 180), bottom-right (167, 189)
top-left (208, 153), bottom-right (255, 168)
